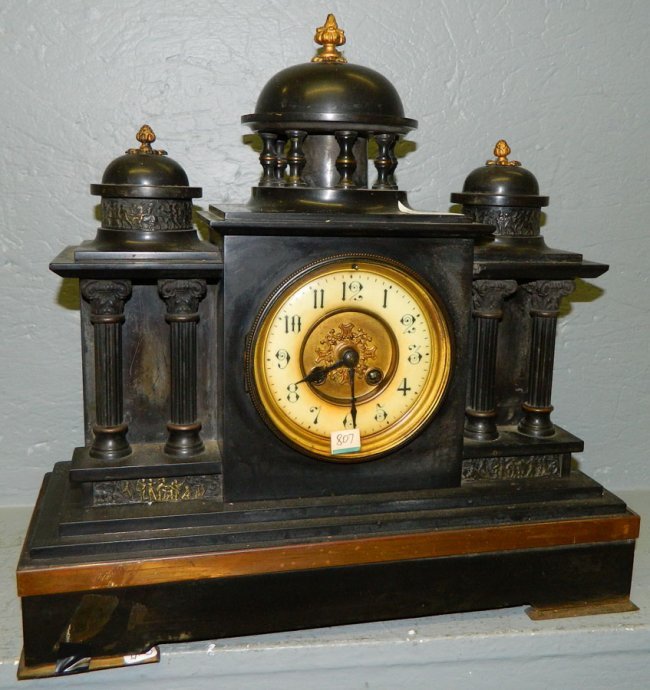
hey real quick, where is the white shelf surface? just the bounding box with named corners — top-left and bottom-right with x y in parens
top-left (2, 490), bottom-right (648, 689)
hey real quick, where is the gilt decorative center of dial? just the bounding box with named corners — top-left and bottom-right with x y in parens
top-left (315, 322), bottom-right (376, 384)
top-left (301, 310), bottom-right (398, 404)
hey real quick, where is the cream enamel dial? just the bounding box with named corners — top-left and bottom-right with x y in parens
top-left (247, 255), bottom-right (452, 461)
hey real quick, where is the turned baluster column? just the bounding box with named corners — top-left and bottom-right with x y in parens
top-left (518, 280), bottom-right (575, 437)
top-left (274, 136), bottom-right (287, 184)
top-left (372, 133), bottom-right (397, 190)
top-left (81, 279), bottom-right (132, 460)
top-left (465, 280), bottom-right (517, 440)
top-left (335, 130), bottom-right (358, 188)
top-left (158, 279), bottom-right (207, 457)
top-left (286, 129), bottom-right (308, 186)
top-left (258, 132), bottom-right (278, 186)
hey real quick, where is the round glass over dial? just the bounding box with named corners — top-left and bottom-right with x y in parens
top-left (247, 255), bottom-right (452, 461)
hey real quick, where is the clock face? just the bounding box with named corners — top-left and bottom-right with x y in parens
top-left (247, 255), bottom-right (452, 461)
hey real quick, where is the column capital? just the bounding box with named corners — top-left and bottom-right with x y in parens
top-left (521, 280), bottom-right (574, 315)
top-left (81, 279), bottom-right (131, 315)
top-left (158, 279), bottom-right (207, 319)
top-left (472, 280), bottom-right (517, 318)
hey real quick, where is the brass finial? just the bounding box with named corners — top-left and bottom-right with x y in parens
top-left (312, 14), bottom-right (347, 64)
top-left (486, 139), bottom-right (521, 166)
top-left (126, 125), bottom-right (167, 155)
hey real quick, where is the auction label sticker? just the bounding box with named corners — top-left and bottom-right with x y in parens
top-left (330, 429), bottom-right (361, 455)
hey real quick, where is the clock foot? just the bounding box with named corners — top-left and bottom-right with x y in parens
top-left (525, 596), bottom-right (638, 621)
top-left (17, 646), bottom-right (159, 680)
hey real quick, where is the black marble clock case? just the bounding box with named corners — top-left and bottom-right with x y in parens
top-left (221, 234), bottom-right (469, 501)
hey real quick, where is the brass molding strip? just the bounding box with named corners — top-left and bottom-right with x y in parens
top-left (17, 512), bottom-right (639, 597)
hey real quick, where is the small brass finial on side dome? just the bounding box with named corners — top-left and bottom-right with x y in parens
top-left (312, 14), bottom-right (347, 64)
top-left (486, 139), bottom-right (521, 167)
top-left (126, 124), bottom-right (167, 156)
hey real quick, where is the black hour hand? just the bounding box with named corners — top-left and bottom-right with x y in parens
top-left (295, 358), bottom-right (345, 385)
top-left (296, 366), bottom-right (328, 385)
top-left (295, 348), bottom-right (360, 386)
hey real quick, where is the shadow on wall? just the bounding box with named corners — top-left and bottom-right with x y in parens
top-left (559, 278), bottom-right (604, 318)
top-left (56, 278), bottom-right (80, 311)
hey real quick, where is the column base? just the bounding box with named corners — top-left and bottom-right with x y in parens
top-left (89, 424), bottom-right (131, 461)
top-left (518, 404), bottom-right (555, 437)
top-left (464, 409), bottom-right (498, 441)
top-left (164, 422), bottom-right (205, 458)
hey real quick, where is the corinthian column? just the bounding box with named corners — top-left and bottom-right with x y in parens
top-left (81, 279), bottom-right (132, 460)
top-left (518, 280), bottom-right (575, 437)
top-left (465, 280), bottom-right (517, 440)
top-left (158, 279), bottom-right (207, 457)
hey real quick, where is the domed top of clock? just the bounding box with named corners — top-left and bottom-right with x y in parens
top-left (91, 125), bottom-right (201, 199)
top-left (450, 140), bottom-right (553, 241)
top-left (242, 14), bottom-right (416, 134)
top-left (451, 140), bottom-right (548, 209)
top-left (88, 126), bottom-right (205, 251)
top-left (241, 15), bottom-right (418, 212)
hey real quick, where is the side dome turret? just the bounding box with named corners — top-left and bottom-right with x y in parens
top-left (89, 125), bottom-right (203, 250)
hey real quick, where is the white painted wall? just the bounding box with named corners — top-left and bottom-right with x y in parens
top-left (1, 0), bottom-right (649, 506)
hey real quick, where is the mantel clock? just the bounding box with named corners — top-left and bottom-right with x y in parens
top-left (16, 14), bottom-right (639, 680)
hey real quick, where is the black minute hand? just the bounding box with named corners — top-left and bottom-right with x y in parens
top-left (348, 366), bottom-right (357, 429)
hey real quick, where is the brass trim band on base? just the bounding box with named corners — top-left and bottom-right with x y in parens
top-left (17, 512), bottom-right (639, 597)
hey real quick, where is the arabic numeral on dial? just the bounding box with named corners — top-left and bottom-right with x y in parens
top-left (286, 383), bottom-right (300, 403)
top-left (408, 344), bottom-right (422, 364)
top-left (374, 404), bottom-right (388, 422)
top-left (310, 406), bottom-right (321, 425)
top-left (342, 280), bottom-right (363, 301)
top-left (401, 313), bottom-right (418, 333)
top-left (397, 378), bottom-right (412, 397)
top-left (275, 349), bottom-right (291, 369)
top-left (312, 288), bottom-right (325, 309)
top-left (336, 432), bottom-right (356, 445)
top-left (284, 315), bottom-right (302, 333)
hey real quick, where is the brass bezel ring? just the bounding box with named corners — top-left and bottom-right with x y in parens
top-left (247, 254), bottom-right (453, 462)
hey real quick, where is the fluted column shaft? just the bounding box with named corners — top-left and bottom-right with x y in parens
top-left (159, 279), bottom-right (207, 457)
top-left (518, 280), bottom-right (575, 437)
top-left (465, 280), bottom-right (517, 440)
top-left (81, 279), bottom-right (132, 460)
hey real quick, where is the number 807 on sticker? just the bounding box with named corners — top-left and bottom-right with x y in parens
top-left (330, 428), bottom-right (361, 455)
